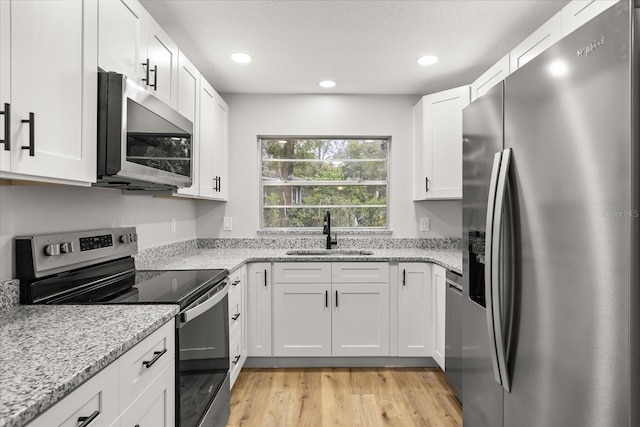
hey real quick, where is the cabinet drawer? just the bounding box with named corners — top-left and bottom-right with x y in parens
top-left (229, 288), bottom-right (242, 339)
top-left (29, 362), bottom-right (119, 427)
top-left (119, 363), bottom-right (175, 427)
top-left (230, 333), bottom-right (242, 388)
top-left (332, 262), bottom-right (389, 283)
top-left (274, 262), bottom-right (332, 283)
top-left (229, 269), bottom-right (242, 298)
top-left (118, 320), bottom-right (175, 411)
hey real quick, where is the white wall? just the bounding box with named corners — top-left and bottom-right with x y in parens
top-left (196, 94), bottom-right (462, 239)
top-left (0, 185), bottom-right (197, 280)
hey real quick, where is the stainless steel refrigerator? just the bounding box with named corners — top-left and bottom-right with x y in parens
top-left (462, 2), bottom-right (639, 426)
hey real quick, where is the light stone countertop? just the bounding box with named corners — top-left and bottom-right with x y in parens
top-left (0, 304), bottom-right (178, 427)
top-left (139, 248), bottom-right (463, 274)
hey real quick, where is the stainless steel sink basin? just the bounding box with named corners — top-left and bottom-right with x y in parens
top-left (286, 249), bottom-right (374, 256)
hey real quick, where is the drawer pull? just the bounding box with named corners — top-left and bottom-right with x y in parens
top-left (77, 410), bottom-right (100, 427)
top-left (232, 279), bottom-right (241, 286)
top-left (232, 355), bottom-right (241, 365)
top-left (142, 348), bottom-right (167, 368)
top-left (232, 313), bottom-right (241, 321)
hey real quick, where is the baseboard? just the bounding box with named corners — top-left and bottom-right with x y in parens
top-left (244, 356), bottom-right (438, 369)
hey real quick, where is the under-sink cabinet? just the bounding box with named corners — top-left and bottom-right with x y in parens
top-left (28, 320), bottom-right (175, 427)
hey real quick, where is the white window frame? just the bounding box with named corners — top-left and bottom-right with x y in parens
top-left (259, 136), bottom-right (390, 231)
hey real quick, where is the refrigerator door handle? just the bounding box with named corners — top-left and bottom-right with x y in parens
top-left (484, 151), bottom-right (504, 387)
top-left (492, 147), bottom-right (513, 392)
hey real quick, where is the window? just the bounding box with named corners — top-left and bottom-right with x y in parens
top-left (260, 137), bottom-right (389, 229)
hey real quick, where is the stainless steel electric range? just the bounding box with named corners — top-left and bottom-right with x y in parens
top-left (16, 227), bottom-right (230, 427)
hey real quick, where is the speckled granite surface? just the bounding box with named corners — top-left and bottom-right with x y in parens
top-left (0, 304), bottom-right (178, 427)
top-left (196, 237), bottom-right (462, 250)
top-left (0, 280), bottom-right (19, 310)
top-left (138, 248), bottom-right (462, 275)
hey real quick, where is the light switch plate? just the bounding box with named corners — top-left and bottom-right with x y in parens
top-left (420, 217), bottom-right (430, 232)
top-left (223, 217), bottom-right (232, 231)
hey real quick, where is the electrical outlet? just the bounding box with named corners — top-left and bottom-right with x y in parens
top-left (420, 217), bottom-right (430, 232)
top-left (223, 217), bottom-right (232, 231)
top-left (170, 217), bottom-right (176, 233)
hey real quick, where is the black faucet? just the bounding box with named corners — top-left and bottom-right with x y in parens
top-left (323, 210), bottom-right (338, 250)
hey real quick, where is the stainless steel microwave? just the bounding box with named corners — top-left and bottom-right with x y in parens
top-left (95, 72), bottom-right (193, 191)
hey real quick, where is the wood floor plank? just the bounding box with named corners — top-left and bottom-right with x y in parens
top-left (228, 368), bottom-right (462, 427)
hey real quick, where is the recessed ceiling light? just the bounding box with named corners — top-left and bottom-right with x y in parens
top-left (416, 55), bottom-right (439, 66)
top-left (231, 52), bottom-right (252, 63)
top-left (319, 80), bottom-right (337, 88)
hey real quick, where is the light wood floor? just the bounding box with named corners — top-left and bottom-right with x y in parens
top-left (228, 368), bottom-right (462, 427)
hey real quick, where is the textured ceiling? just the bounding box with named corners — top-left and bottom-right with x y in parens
top-left (140, 0), bottom-right (570, 95)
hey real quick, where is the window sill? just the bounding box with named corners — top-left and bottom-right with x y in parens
top-left (257, 229), bottom-right (393, 236)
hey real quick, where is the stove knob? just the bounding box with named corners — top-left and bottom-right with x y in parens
top-left (60, 242), bottom-right (74, 254)
top-left (45, 244), bottom-right (61, 256)
top-left (120, 234), bottom-right (130, 243)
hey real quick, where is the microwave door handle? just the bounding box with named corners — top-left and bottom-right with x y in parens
top-left (485, 151), bottom-right (503, 387)
top-left (180, 279), bottom-right (229, 326)
top-left (492, 148), bottom-right (513, 392)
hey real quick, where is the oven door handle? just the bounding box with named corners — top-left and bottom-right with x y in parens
top-left (180, 278), bottom-right (229, 326)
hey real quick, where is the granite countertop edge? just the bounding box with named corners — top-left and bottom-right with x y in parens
top-left (0, 305), bottom-right (178, 427)
top-left (140, 248), bottom-right (463, 275)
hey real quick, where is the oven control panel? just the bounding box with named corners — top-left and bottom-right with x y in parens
top-left (16, 227), bottom-right (138, 279)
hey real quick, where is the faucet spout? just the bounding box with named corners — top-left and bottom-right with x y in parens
top-left (323, 210), bottom-right (338, 250)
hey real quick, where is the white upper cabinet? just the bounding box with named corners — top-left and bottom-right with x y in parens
top-left (0, 0), bottom-right (96, 185)
top-left (561, 0), bottom-right (618, 36)
top-left (510, 11), bottom-right (562, 72)
top-left (98, 0), bottom-right (148, 83)
top-left (145, 17), bottom-right (178, 109)
top-left (198, 78), bottom-right (228, 201)
top-left (175, 52), bottom-right (200, 197)
top-left (470, 54), bottom-right (510, 102)
top-left (414, 85), bottom-right (470, 200)
top-left (98, 0), bottom-right (178, 109)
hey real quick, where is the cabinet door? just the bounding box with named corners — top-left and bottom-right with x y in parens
top-left (98, 0), bottom-right (147, 83)
top-left (175, 51), bottom-right (200, 197)
top-left (432, 265), bottom-right (447, 369)
top-left (0, 0), bottom-right (9, 171)
top-left (146, 16), bottom-right (178, 109)
top-left (273, 283), bottom-right (331, 356)
top-left (198, 78), bottom-right (228, 200)
top-left (510, 11), bottom-right (562, 71)
top-left (398, 263), bottom-right (433, 357)
top-left (247, 263), bottom-right (272, 356)
top-left (419, 85), bottom-right (470, 200)
top-left (332, 282), bottom-right (390, 356)
top-left (470, 54), bottom-right (510, 102)
top-left (412, 98), bottom-right (425, 200)
top-left (119, 363), bottom-right (175, 427)
top-left (8, 0), bottom-right (96, 183)
top-left (561, 0), bottom-right (618, 36)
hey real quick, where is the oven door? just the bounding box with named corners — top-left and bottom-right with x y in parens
top-left (177, 280), bottom-right (230, 427)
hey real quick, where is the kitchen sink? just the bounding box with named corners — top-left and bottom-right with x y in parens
top-left (286, 249), bottom-right (374, 256)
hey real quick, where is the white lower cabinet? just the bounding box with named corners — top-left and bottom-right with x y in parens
top-left (432, 265), bottom-right (447, 369)
top-left (397, 263), bottom-right (433, 357)
top-left (332, 282), bottom-right (390, 356)
top-left (273, 282), bottom-right (332, 356)
top-left (271, 262), bottom-right (390, 357)
top-left (247, 263), bottom-right (272, 357)
top-left (118, 363), bottom-right (175, 427)
top-left (28, 320), bottom-right (175, 427)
